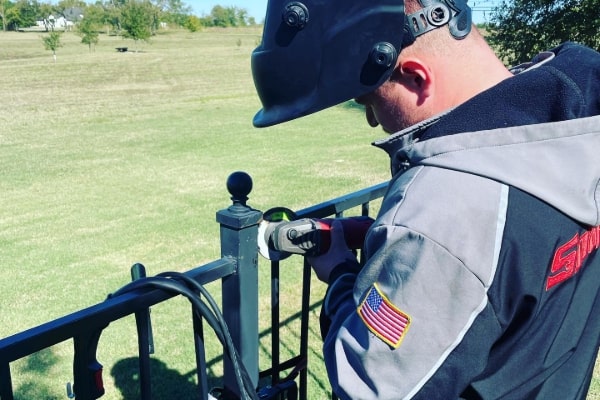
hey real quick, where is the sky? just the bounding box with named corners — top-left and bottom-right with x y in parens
top-left (44, 0), bottom-right (500, 24)
top-left (186, 0), bottom-right (268, 22)
top-left (185, 1), bottom-right (501, 25)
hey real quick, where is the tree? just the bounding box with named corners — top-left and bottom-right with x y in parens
top-left (77, 13), bottom-right (99, 51)
top-left (0, 0), bottom-right (10, 31)
top-left (208, 5), bottom-right (250, 27)
top-left (120, 0), bottom-right (154, 50)
top-left (5, 0), bottom-right (39, 31)
top-left (487, 0), bottom-right (600, 65)
top-left (183, 14), bottom-right (201, 32)
top-left (209, 5), bottom-right (232, 27)
top-left (103, 0), bottom-right (123, 34)
top-left (42, 30), bottom-right (62, 62)
top-left (152, 0), bottom-right (190, 26)
top-left (81, 2), bottom-right (109, 30)
top-left (56, 0), bottom-right (85, 11)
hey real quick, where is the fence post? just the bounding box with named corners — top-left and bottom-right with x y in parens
top-left (216, 171), bottom-right (262, 398)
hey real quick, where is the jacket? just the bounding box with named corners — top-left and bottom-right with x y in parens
top-left (322, 42), bottom-right (600, 399)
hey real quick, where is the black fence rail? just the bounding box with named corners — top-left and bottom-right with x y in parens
top-left (0, 172), bottom-right (388, 400)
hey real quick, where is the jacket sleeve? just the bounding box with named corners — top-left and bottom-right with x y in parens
top-left (321, 168), bottom-right (509, 399)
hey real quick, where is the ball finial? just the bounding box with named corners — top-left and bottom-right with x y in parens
top-left (226, 171), bottom-right (252, 206)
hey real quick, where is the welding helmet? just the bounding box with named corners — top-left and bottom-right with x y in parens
top-left (251, 0), bottom-right (471, 127)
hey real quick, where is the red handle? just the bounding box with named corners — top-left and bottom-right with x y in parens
top-left (316, 216), bottom-right (374, 253)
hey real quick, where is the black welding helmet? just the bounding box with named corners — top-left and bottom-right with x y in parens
top-left (251, 0), bottom-right (471, 128)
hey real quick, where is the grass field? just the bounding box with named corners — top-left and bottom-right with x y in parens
top-left (0, 27), bottom-right (389, 399)
top-left (1, 27), bottom-right (599, 399)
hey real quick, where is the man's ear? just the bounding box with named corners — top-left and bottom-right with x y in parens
top-left (391, 58), bottom-right (433, 103)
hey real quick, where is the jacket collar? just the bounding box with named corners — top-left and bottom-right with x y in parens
top-left (372, 111), bottom-right (451, 174)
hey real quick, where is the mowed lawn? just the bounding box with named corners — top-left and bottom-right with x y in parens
top-left (0, 27), bottom-right (389, 399)
top-left (1, 27), bottom-right (599, 399)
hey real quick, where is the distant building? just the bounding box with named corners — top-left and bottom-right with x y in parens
top-left (36, 8), bottom-right (84, 31)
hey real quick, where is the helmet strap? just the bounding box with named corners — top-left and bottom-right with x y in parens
top-left (405, 0), bottom-right (472, 41)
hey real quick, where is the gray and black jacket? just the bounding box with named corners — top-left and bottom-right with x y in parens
top-left (322, 42), bottom-right (600, 399)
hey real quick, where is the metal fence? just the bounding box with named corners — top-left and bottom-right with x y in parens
top-left (0, 171), bottom-right (388, 400)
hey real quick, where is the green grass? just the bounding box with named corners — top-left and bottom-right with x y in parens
top-left (1, 27), bottom-right (599, 400)
top-left (0, 27), bottom-right (388, 399)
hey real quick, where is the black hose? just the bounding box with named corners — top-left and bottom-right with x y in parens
top-left (110, 275), bottom-right (259, 400)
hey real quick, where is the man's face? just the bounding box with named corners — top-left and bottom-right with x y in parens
top-left (354, 79), bottom-right (423, 134)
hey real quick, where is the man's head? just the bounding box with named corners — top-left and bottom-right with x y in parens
top-left (356, 2), bottom-right (515, 132)
top-left (251, 0), bottom-right (508, 131)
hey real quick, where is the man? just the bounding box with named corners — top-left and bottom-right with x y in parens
top-left (252, 0), bottom-right (600, 398)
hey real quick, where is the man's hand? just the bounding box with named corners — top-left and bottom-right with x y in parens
top-left (307, 219), bottom-right (359, 282)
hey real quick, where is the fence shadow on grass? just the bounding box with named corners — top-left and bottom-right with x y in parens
top-left (111, 357), bottom-right (205, 399)
top-left (110, 299), bottom-right (331, 398)
top-left (12, 348), bottom-right (61, 400)
top-left (12, 381), bottom-right (58, 400)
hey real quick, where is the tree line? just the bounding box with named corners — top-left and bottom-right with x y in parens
top-left (2, 0), bottom-right (598, 69)
top-left (0, 0), bottom-right (256, 34)
top-left (487, 0), bottom-right (600, 65)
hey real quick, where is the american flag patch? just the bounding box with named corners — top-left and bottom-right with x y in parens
top-left (358, 284), bottom-right (411, 348)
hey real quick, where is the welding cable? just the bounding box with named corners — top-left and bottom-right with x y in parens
top-left (110, 276), bottom-right (259, 400)
top-left (110, 276), bottom-right (257, 400)
top-left (157, 271), bottom-right (260, 400)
